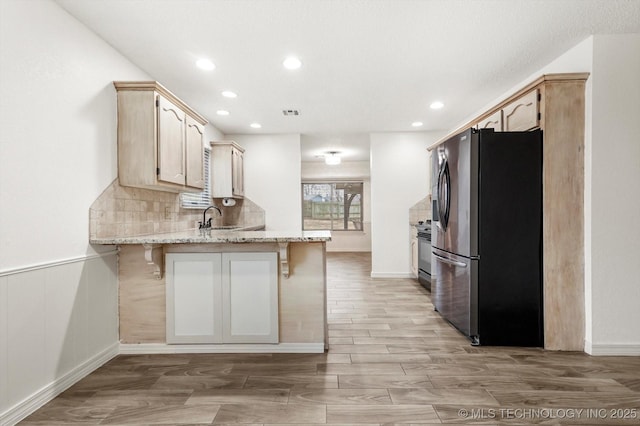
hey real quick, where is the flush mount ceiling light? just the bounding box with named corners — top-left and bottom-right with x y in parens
top-left (324, 151), bottom-right (341, 165)
top-left (283, 56), bottom-right (302, 70)
top-left (430, 101), bottom-right (444, 110)
top-left (216, 110), bottom-right (229, 116)
top-left (250, 123), bottom-right (262, 129)
top-left (196, 58), bottom-right (215, 71)
top-left (221, 90), bottom-right (237, 98)
top-left (412, 121), bottom-right (424, 127)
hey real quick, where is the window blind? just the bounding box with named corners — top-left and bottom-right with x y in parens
top-left (180, 147), bottom-right (212, 209)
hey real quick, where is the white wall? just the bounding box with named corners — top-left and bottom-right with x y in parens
top-left (588, 34), bottom-right (640, 354)
top-left (370, 132), bottom-right (444, 277)
top-left (0, 0), bottom-right (224, 271)
top-left (1, 1), bottom-right (133, 268)
top-left (0, 0), bottom-right (222, 421)
top-left (227, 134), bottom-right (302, 231)
top-left (302, 161), bottom-right (371, 252)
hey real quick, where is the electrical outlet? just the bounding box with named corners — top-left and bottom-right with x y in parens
top-left (164, 206), bottom-right (171, 219)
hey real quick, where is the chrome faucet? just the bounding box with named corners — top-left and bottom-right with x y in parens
top-left (199, 205), bottom-right (222, 229)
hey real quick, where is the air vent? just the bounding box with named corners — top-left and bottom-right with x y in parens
top-left (282, 109), bottom-right (300, 116)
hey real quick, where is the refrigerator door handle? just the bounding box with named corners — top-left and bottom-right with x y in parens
top-left (436, 159), bottom-right (451, 230)
top-left (433, 252), bottom-right (467, 268)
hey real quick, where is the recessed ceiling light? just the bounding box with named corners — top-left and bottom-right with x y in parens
top-left (412, 121), bottom-right (424, 127)
top-left (250, 123), bottom-right (262, 129)
top-left (216, 110), bottom-right (229, 116)
top-left (221, 90), bottom-right (237, 98)
top-left (430, 101), bottom-right (444, 109)
top-left (283, 56), bottom-right (302, 70)
top-left (196, 58), bottom-right (215, 71)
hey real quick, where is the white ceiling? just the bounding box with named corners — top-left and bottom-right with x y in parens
top-left (56, 0), bottom-right (640, 161)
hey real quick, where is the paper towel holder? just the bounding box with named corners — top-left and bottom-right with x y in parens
top-left (222, 198), bottom-right (236, 207)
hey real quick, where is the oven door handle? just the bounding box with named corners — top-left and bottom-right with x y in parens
top-left (432, 253), bottom-right (467, 268)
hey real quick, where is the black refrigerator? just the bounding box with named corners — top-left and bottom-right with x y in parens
top-left (431, 128), bottom-right (543, 346)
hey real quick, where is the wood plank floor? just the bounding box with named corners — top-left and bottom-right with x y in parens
top-left (20, 252), bottom-right (640, 425)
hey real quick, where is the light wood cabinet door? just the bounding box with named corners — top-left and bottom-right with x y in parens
top-left (211, 141), bottom-right (245, 199)
top-left (503, 89), bottom-right (539, 131)
top-left (232, 148), bottom-right (244, 197)
top-left (477, 110), bottom-right (503, 131)
top-left (157, 95), bottom-right (186, 186)
top-left (166, 253), bottom-right (223, 344)
top-left (222, 252), bottom-right (278, 343)
top-left (185, 116), bottom-right (205, 189)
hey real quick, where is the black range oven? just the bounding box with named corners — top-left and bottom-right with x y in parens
top-left (416, 221), bottom-right (432, 291)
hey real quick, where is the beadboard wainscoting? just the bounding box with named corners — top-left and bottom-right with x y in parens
top-left (0, 251), bottom-right (119, 425)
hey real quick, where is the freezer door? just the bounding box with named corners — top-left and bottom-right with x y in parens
top-left (432, 130), bottom-right (474, 257)
top-left (432, 247), bottom-right (477, 339)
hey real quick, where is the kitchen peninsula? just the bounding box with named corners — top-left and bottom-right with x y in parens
top-left (89, 180), bottom-right (330, 354)
top-left (87, 81), bottom-right (332, 352)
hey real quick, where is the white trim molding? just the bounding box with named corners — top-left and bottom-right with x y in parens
top-left (585, 341), bottom-right (640, 356)
top-left (370, 272), bottom-right (414, 279)
top-left (119, 342), bottom-right (326, 354)
top-left (0, 250), bottom-right (118, 277)
top-left (327, 248), bottom-right (371, 252)
top-left (0, 342), bottom-right (119, 426)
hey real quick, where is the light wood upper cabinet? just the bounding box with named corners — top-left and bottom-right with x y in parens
top-left (114, 81), bottom-right (208, 193)
top-left (185, 116), bottom-right (205, 189)
top-left (475, 90), bottom-right (539, 133)
top-left (476, 110), bottom-right (503, 131)
top-left (211, 141), bottom-right (245, 198)
top-left (232, 147), bottom-right (244, 197)
top-left (503, 89), bottom-right (539, 131)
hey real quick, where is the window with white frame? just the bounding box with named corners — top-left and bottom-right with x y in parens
top-left (180, 147), bottom-right (211, 208)
top-left (302, 182), bottom-right (363, 231)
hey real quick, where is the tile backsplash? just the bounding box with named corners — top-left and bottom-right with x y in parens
top-left (409, 194), bottom-right (432, 225)
top-left (89, 179), bottom-right (265, 239)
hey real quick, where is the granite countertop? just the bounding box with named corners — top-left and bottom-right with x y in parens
top-left (90, 229), bottom-right (332, 245)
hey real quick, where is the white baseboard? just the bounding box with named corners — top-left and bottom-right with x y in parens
top-left (370, 272), bottom-right (415, 279)
top-left (0, 341), bottom-right (119, 426)
top-left (585, 341), bottom-right (640, 356)
top-left (119, 342), bottom-right (325, 354)
top-left (1, 340), bottom-right (323, 425)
